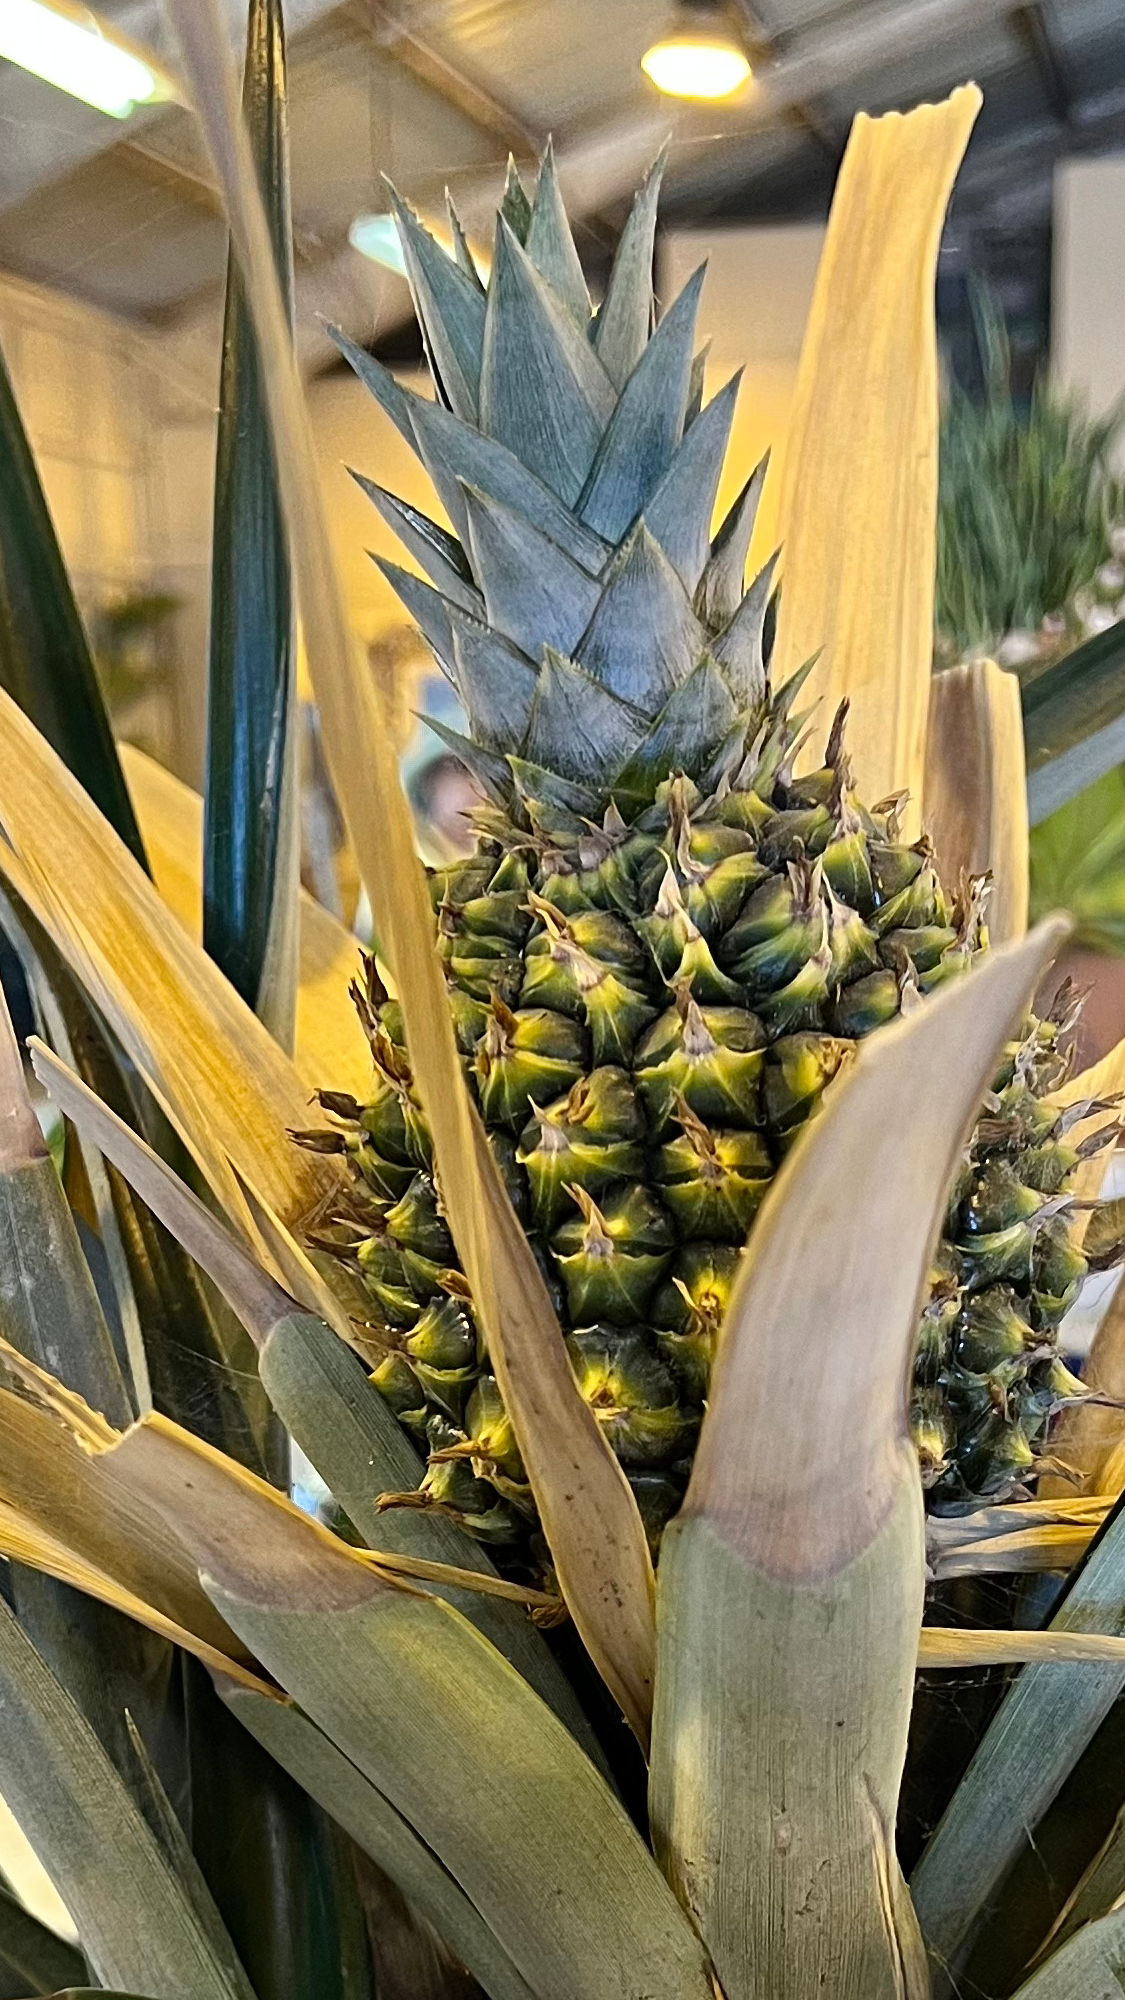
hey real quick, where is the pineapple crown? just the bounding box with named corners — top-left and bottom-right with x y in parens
top-left (333, 143), bottom-right (778, 818)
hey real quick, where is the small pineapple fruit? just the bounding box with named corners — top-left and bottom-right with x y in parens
top-left (300, 150), bottom-right (1114, 1565)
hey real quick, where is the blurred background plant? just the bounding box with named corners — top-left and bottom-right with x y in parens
top-left (936, 289), bottom-right (1125, 672)
top-left (935, 292), bottom-right (1125, 1043)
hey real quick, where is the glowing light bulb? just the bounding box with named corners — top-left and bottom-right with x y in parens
top-left (0, 0), bottom-right (168, 119)
top-left (641, 29), bottom-right (752, 100)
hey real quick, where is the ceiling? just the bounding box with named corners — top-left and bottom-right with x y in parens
top-left (0, 0), bottom-right (1122, 369)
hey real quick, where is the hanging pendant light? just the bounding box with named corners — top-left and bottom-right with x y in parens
top-left (641, 0), bottom-right (753, 101)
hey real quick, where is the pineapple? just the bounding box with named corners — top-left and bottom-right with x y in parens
top-left (302, 149), bottom-right (1110, 1561)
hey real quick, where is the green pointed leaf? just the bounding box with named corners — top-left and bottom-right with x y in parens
top-left (612, 658), bottom-right (737, 804)
top-left (1022, 619), bottom-right (1125, 823)
top-left (0, 1599), bottom-right (255, 2000)
top-left (460, 485), bottom-right (599, 659)
top-left (684, 344), bottom-right (708, 428)
top-left (349, 472), bottom-right (479, 613)
top-left (506, 756), bottom-right (602, 818)
top-left (205, 0), bottom-right (297, 1047)
top-left (423, 715), bottom-right (512, 805)
top-left (0, 1878), bottom-right (86, 1997)
top-left (695, 449), bottom-right (770, 629)
top-left (445, 191), bottom-right (485, 290)
top-left (386, 184), bottom-right (486, 422)
top-left (450, 609), bottom-right (539, 752)
top-left (522, 649), bottom-right (646, 784)
top-left (713, 550), bottom-right (779, 705)
top-left (370, 558), bottom-right (457, 673)
top-left (0, 340), bottom-right (145, 870)
top-left (644, 370), bottom-right (742, 594)
top-left (911, 1490), bottom-right (1125, 1989)
top-left (407, 394), bottom-right (607, 572)
top-left (224, 1689), bottom-right (535, 2000)
top-left (578, 266), bottom-right (704, 541)
top-left (525, 140), bottom-right (590, 324)
top-left (499, 155), bottom-right (532, 243)
top-left (574, 523), bottom-right (704, 709)
top-left (593, 150), bottom-right (666, 388)
top-left (479, 219), bottom-right (614, 505)
top-left (327, 327), bottom-right (417, 449)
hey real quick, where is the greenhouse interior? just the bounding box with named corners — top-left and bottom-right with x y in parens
top-left (3, 3), bottom-right (1125, 1998)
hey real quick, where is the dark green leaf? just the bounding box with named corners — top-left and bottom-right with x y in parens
top-left (204, 0), bottom-right (298, 1046)
top-left (592, 150), bottom-right (666, 389)
top-left (0, 343), bottom-right (145, 870)
top-left (0, 1879), bottom-right (86, 1998)
top-left (1022, 619), bottom-right (1125, 823)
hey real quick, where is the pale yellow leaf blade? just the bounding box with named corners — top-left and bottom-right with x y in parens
top-left (925, 660), bottom-right (1030, 943)
top-left (651, 920), bottom-right (1066, 2000)
top-left (165, 0), bottom-right (656, 1743)
top-left (919, 1629), bottom-right (1125, 1667)
top-left (121, 744), bottom-right (371, 1103)
top-left (0, 687), bottom-right (337, 1231)
top-left (772, 87), bottom-right (982, 824)
top-left (0, 1497), bottom-right (276, 1697)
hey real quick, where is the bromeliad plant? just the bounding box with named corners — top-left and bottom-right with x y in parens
top-left (5, 9), bottom-right (1125, 2000)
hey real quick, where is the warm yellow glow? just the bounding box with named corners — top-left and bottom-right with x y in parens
top-left (641, 31), bottom-right (751, 100)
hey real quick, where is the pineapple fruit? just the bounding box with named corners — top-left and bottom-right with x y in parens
top-left (302, 150), bottom-right (1110, 1565)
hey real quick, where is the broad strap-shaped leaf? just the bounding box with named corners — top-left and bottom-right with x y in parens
top-left (1022, 617), bottom-right (1125, 824)
top-left (524, 139), bottom-right (590, 324)
top-left (523, 649), bottom-right (646, 786)
top-left (479, 218), bottom-right (614, 504)
top-left (771, 89), bottom-right (982, 825)
top-left (349, 471), bottom-right (480, 612)
top-left (166, 0), bottom-right (659, 1744)
top-left (577, 266), bottom-right (704, 541)
top-left (0, 1596), bottom-right (256, 2000)
top-left (224, 1688), bottom-right (537, 2000)
top-left (573, 523), bottom-right (705, 708)
top-left (924, 660), bottom-right (1029, 943)
top-left (911, 1483), bottom-right (1125, 1988)
top-left (0, 338), bottom-right (145, 870)
top-left (460, 484), bottom-right (600, 660)
top-left (650, 922), bottom-right (1067, 2000)
top-left (385, 184), bottom-right (486, 422)
top-left (695, 450), bottom-right (770, 628)
top-left (593, 149), bottom-right (666, 388)
top-left (1008, 1901), bottom-right (1125, 1998)
top-left (643, 370), bottom-right (742, 595)
top-left (44, 1401), bottom-right (710, 2000)
top-left (205, 0), bottom-right (298, 1048)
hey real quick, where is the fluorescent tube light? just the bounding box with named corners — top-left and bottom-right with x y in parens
top-left (0, 0), bottom-right (169, 119)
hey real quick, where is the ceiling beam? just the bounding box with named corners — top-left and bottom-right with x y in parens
top-left (360, 1), bottom-right (544, 162)
top-left (728, 0), bottom-right (842, 167)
